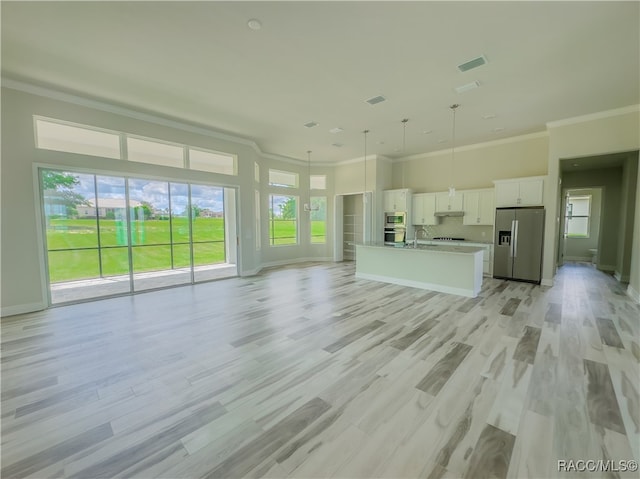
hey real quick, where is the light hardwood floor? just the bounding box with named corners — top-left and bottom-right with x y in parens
top-left (2, 261), bottom-right (639, 478)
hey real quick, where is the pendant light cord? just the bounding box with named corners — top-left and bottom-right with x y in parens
top-left (449, 104), bottom-right (459, 196)
top-left (401, 118), bottom-right (408, 188)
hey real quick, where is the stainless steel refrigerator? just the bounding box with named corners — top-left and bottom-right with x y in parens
top-left (493, 207), bottom-right (545, 284)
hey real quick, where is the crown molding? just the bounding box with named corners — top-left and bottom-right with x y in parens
top-left (1, 77), bottom-right (305, 165)
top-left (333, 154), bottom-right (388, 166)
top-left (396, 130), bottom-right (549, 162)
top-left (546, 104), bottom-right (640, 129)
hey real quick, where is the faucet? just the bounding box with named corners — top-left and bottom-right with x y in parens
top-left (413, 227), bottom-right (427, 247)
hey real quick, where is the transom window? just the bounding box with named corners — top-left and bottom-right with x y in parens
top-left (189, 148), bottom-right (237, 175)
top-left (34, 117), bottom-right (237, 175)
top-left (269, 169), bottom-right (298, 188)
top-left (35, 118), bottom-right (121, 159)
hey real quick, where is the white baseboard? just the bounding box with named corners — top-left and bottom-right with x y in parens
top-left (261, 257), bottom-right (334, 270)
top-left (541, 278), bottom-right (554, 287)
top-left (1, 301), bottom-right (47, 318)
top-left (239, 266), bottom-right (262, 277)
top-left (598, 264), bottom-right (615, 273)
top-left (565, 256), bottom-right (591, 262)
top-left (627, 284), bottom-right (640, 303)
top-left (355, 272), bottom-right (478, 298)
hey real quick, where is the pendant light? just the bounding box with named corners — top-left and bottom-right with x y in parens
top-left (401, 118), bottom-right (408, 188)
top-left (449, 104), bottom-right (459, 197)
top-left (304, 150), bottom-right (319, 212)
top-left (363, 129), bottom-right (369, 196)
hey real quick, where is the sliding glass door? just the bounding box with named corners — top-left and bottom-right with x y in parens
top-left (41, 168), bottom-right (237, 304)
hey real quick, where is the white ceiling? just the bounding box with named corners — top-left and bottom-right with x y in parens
top-left (2, 1), bottom-right (639, 164)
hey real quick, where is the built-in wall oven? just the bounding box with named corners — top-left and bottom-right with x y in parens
top-left (384, 228), bottom-right (406, 245)
top-left (384, 212), bottom-right (407, 246)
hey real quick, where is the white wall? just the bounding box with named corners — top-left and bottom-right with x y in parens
top-left (392, 132), bottom-right (549, 192)
top-left (629, 159), bottom-right (640, 302)
top-left (546, 107), bottom-right (640, 288)
top-left (0, 87), bottom-right (332, 315)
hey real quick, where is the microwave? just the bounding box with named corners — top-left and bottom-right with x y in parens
top-left (384, 212), bottom-right (407, 228)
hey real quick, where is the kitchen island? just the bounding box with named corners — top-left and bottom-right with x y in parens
top-left (355, 243), bottom-right (484, 297)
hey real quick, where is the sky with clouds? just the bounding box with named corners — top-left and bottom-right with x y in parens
top-left (67, 171), bottom-right (225, 214)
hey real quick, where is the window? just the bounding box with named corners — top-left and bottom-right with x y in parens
top-left (127, 137), bottom-right (184, 168)
top-left (269, 169), bottom-right (298, 188)
top-left (310, 175), bottom-right (326, 190)
top-left (255, 162), bottom-right (260, 183)
top-left (310, 197), bottom-right (327, 244)
top-left (189, 148), bottom-right (237, 175)
top-left (269, 195), bottom-right (297, 245)
top-left (566, 194), bottom-right (591, 238)
top-left (35, 118), bottom-right (121, 159)
top-left (41, 168), bottom-right (235, 304)
top-left (255, 190), bottom-right (261, 250)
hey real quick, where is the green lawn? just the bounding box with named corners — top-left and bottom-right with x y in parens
top-left (46, 217), bottom-right (327, 283)
top-left (47, 218), bottom-right (225, 283)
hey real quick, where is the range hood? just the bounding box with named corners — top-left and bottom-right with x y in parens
top-left (434, 211), bottom-right (464, 217)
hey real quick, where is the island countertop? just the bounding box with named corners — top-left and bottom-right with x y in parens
top-left (355, 243), bottom-right (484, 297)
top-left (360, 243), bottom-right (485, 254)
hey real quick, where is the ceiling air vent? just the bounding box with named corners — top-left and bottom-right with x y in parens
top-left (457, 55), bottom-right (488, 72)
top-left (365, 95), bottom-right (386, 105)
top-left (303, 121), bottom-right (319, 128)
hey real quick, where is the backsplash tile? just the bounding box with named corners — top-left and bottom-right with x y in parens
top-left (417, 216), bottom-right (493, 243)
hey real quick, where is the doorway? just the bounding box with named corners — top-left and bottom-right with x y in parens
top-left (559, 188), bottom-right (602, 266)
top-left (40, 168), bottom-right (238, 304)
top-left (333, 192), bottom-right (372, 261)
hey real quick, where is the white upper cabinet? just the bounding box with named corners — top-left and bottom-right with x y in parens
top-left (435, 191), bottom-right (463, 212)
top-left (383, 188), bottom-right (411, 212)
top-left (494, 177), bottom-right (544, 207)
top-left (412, 193), bottom-right (437, 225)
top-left (463, 189), bottom-right (495, 225)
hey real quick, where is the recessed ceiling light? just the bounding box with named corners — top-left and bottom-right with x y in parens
top-left (573, 163), bottom-right (579, 167)
top-left (329, 127), bottom-right (343, 134)
top-left (493, 126), bottom-right (505, 132)
top-left (454, 81), bottom-right (481, 94)
top-left (378, 141), bottom-right (385, 145)
top-left (303, 121), bottom-right (319, 128)
top-left (482, 114), bottom-right (496, 120)
top-left (247, 19), bottom-right (262, 30)
top-left (365, 95), bottom-right (386, 106)
top-left (437, 138), bottom-right (446, 144)
top-left (332, 142), bottom-right (343, 148)
top-left (423, 130), bottom-right (432, 134)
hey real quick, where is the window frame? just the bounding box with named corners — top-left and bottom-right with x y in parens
top-left (188, 146), bottom-right (238, 176)
top-left (565, 194), bottom-right (591, 238)
top-left (268, 168), bottom-right (299, 188)
top-left (126, 135), bottom-right (186, 168)
top-left (268, 194), bottom-right (298, 246)
top-left (34, 116), bottom-right (122, 160)
top-left (310, 196), bottom-right (327, 244)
